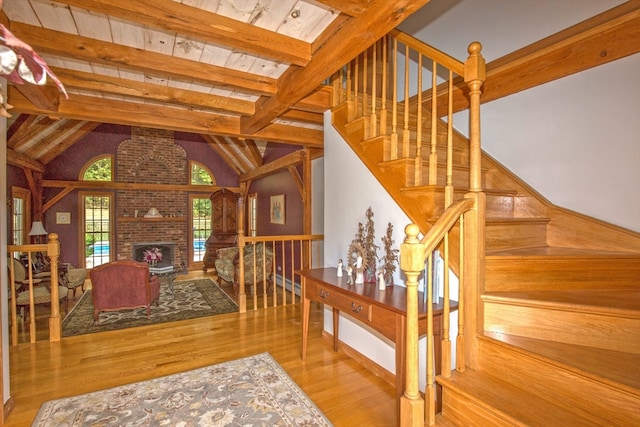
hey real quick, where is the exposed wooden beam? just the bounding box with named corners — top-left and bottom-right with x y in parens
top-left (430, 0), bottom-right (640, 115)
top-left (7, 148), bottom-right (45, 172)
top-left (292, 86), bottom-right (332, 113)
top-left (280, 110), bottom-right (324, 125)
top-left (56, 0), bottom-right (311, 67)
top-left (314, 0), bottom-right (370, 17)
top-left (43, 179), bottom-right (239, 193)
top-left (240, 0), bottom-right (431, 134)
top-left (8, 115), bottom-right (57, 150)
top-left (11, 22), bottom-right (277, 96)
top-left (52, 68), bottom-right (256, 116)
top-left (288, 165), bottom-right (303, 198)
top-left (240, 150), bottom-right (305, 182)
top-left (9, 88), bottom-right (323, 147)
top-left (11, 83), bottom-right (60, 111)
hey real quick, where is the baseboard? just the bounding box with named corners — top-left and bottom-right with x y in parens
top-left (3, 396), bottom-right (15, 423)
top-left (321, 330), bottom-right (395, 387)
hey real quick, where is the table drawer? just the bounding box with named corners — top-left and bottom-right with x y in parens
top-left (311, 283), bottom-right (372, 323)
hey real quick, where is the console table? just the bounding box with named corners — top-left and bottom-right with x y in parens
top-left (299, 267), bottom-right (456, 415)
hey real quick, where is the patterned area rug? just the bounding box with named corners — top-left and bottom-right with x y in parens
top-left (32, 352), bottom-right (332, 426)
top-left (62, 279), bottom-right (238, 337)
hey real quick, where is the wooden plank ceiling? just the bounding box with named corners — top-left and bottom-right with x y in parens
top-left (1, 0), bottom-right (430, 173)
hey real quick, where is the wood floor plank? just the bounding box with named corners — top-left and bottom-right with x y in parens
top-left (5, 271), bottom-right (397, 426)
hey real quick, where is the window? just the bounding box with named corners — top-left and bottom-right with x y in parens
top-left (81, 155), bottom-right (113, 181)
top-left (190, 195), bottom-right (211, 264)
top-left (80, 156), bottom-right (113, 268)
top-left (247, 193), bottom-right (257, 237)
top-left (11, 187), bottom-right (30, 245)
top-left (190, 161), bottom-right (214, 185)
top-left (80, 193), bottom-right (112, 269)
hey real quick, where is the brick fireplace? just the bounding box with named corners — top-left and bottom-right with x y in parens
top-left (116, 128), bottom-right (188, 264)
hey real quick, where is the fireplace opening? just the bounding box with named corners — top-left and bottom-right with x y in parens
top-left (133, 242), bottom-right (175, 273)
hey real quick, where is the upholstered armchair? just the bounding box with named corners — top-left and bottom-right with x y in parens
top-left (89, 260), bottom-right (161, 323)
top-left (215, 242), bottom-right (274, 296)
top-left (9, 257), bottom-right (67, 322)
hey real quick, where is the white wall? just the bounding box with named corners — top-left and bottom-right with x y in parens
top-left (323, 111), bottom-right (413, 374)
top-left (400, 0), bottom-right (640, 232)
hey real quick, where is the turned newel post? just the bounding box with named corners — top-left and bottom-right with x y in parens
top-left (236, 187), bottom-right (247, 313)
top-left (47, 233), bottom-right (62, 342)
top-left (400, 224), bottom-right (426, 426)
top-left (464, 41), bottom-right (485, 193)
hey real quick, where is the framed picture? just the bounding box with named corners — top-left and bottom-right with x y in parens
top-left (56, 212), bottom-right (71, 224)
top-left (270, 194), bottom-right (285, 225)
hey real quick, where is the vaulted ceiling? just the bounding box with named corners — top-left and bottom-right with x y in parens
top-left (2, 0), bottom-right (431, 174)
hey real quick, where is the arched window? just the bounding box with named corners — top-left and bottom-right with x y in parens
top-left (79, 155), bottom-right (114, 268)
top-left (80, 155), bottom-right (113, 181)
top-left (190, 161), bottom-right (215, 185)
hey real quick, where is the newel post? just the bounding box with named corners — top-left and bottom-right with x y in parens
top-left (47, 233), bottom-right (62, 342)
top-left (464, 42), bottom-right (485, 193)
top-left (400, 224), bottom-right (426, 426)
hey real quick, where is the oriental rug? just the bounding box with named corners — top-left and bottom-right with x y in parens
top-left (32, 352), bottom-right (333, 426)
top-left (62, 279), bottom-right (238, 337)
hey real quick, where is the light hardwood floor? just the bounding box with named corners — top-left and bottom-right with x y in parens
top-left (5, 270), bottom-right (397, 426)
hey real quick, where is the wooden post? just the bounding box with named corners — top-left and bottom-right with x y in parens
top-left (400, 224), bottom-right (426, 426)
top-left (463, 42), bottom-right (486, 370)
top-left (47, 233), bottom-right (62, 342)
top-left (237, 186), bottom-right (247, 313)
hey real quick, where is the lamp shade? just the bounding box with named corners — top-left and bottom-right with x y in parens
top-left (28, 221), bottom-right (48, 236)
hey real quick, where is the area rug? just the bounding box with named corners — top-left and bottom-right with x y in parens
top-left (32, 352), bottom-right (332, 426)
top-left (62, 279), bottom-right (238, 337)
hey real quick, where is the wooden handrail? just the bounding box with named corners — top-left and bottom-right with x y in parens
top-left (389, 29), bottom-right (465, 75)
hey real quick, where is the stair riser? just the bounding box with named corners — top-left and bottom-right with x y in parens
top-left (485, 221), bottom-right (548, 251)
top-left (479, 338), bottom-right (640, 424)
top-left (484, 302), bottom-right (640, 353)
top-left (441, 388), bottom-right (523, 427)
top-left (485, 257), bottom-right (640, 291)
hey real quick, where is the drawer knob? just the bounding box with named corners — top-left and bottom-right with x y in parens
top-left (319, 289), bottom-right (329, 299)
top-left (351, 302), bottom-right (363, 313)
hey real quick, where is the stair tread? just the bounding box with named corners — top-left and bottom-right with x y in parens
top-left (482, 331), bottom-right (640, 392)
top-left (486, 245), bottom-right (640, 257)
top-left (439, 370), bottom-right (601, 426)
top-left (483, 289), bottom-right (640, 313)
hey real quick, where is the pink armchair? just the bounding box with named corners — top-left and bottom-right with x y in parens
top-left (89, 260), bottom-right (161, 323)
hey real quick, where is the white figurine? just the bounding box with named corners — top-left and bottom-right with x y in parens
top-left (378, 271), bottom-right (386, 290)
top-left (346, 265), bottom-right (353, 284)
top-left (337, 259), bottom-right (343, 277)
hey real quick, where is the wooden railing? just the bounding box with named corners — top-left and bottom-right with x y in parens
top-left (332, 31), bottom-right (485, 204)
top-left (331, 29), bottom-right (485, 426)
top-left (236, 234), bottom-right (324, 312)
top-left (7, 233), bottom-right (63, 345)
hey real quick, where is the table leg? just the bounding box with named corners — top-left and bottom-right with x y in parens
top-left (302, 295), bottom-right (310, 360)
top-left (332, 308), bottom-right (339, 351)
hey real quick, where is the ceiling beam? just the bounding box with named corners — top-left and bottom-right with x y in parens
top-left (7, 148), bottom-right (45, 172)
top-left (56, 0), bottom-right (311, 67)
top-left (240, 0), bottom-right (431, 134)
top-left (51, 67), bottom-right (256, 116)
top-left (11, 22), bottom-right (277, 96)
top-left (240, 150), bottom-right (305, 182)
top-left (314, 0), bottom-right (370, 17)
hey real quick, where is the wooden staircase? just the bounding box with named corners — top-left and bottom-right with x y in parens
top-left (330, 32), bottom-right (640, 426)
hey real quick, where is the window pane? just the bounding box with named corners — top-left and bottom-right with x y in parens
top-left (12, 197), bottom-right (24, 245)
top-left (192, 197), bottom-right (211, 262)
top-left (83, 157), bottom-right (112, 181)
top-left (84, 195), bottom-right (111, 268)
top-left (191, 163), bottom-right (213, 185)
